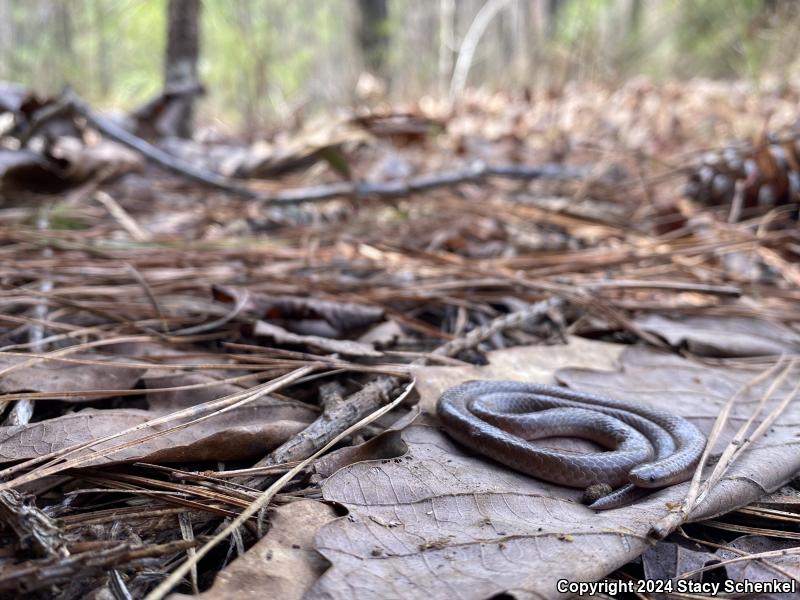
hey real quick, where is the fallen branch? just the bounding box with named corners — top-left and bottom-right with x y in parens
top-left (22, 89), bottom-right (590, 206)
top-left (249, 161), bottom-right (591, 206)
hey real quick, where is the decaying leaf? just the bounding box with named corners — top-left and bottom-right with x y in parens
top-left (223, 115), bottom-right (370, 179)
top-left (144, 371), bottom-right (256, 413)
top-left (0, 149), bottom-right (71, 192)
top-left (50, 137), bottom-right (145, 181)
top-left (643, 534), bottom-right (800, 599)
top-left (557, 348), bottom-right (800, 521)
top-left (413, 336), bottom-right (624, 412)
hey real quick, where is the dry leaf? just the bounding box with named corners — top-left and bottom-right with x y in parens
top-left (0, 149), bottom-right (71, 193)
top-left (310, 342), bottom-right (800, 599)
top-left (557, 347), bottom-right (800, 520)
top-left (634, 315), bottom-right (800, 357)
top-left (0, 354), bottom-right (145, 401)
top-left (643, 535), bottom-right (800, 599)
top-left (214, 286), bottom-right (384, 333)
top-left (413, 336), bottom-right (624, 413)
top-left (0, 398), bottom-right (316, 465)
top-left (253, 320), bottom-right (382, 357)
top-left (171, 500), bottom-right (337, 600)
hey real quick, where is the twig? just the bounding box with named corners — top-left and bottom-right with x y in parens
top-left (584, 280), bottom-right (741, 296)
top-left (241, 296), bottom-right (563, 489)
top-left (94, 190), bottom-right (151, 241)
top-left (241, 375), bottom-right (401, 487)
top-left (251, 161), bottom-right (590, 206)
top-left (433, 297), bottom-right (562, 357)
top-left (62, 91), bottom-right (261, 198)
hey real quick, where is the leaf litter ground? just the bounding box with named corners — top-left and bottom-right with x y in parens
top-left (0, 80), bottom-right (798, 599)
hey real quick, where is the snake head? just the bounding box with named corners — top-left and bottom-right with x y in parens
top-left (629, 466), bottom-right (663, 488)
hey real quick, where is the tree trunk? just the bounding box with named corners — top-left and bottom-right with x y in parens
top-left (164, 0), bottom-right (200, 138)
top-left (357, 0), bottom-right (389, 78)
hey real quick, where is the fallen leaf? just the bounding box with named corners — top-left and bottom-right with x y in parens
top-left (143, 371), bottom-right (255, 413)
top-left (50, 137), bottom-right (144, 182)
top-left (557, 347), bottom-right (800, 520)
top-left (643, 535), bottom-right (800, 599)
top-left (413, 336), bottom-right (624, 413)
top-left (310, 342), bottom-right (800, 599)
top-left (0, 149), bottom-right (71, 193)
top-left (356, 319), bottom-right (406, 348)
top-left (719, 535), bottom-right (800, 584)
top-left (213, 286), bottom-right (384, 333)
top-left (0, 398), bottom-right (316, 465)
top-left (170, 500), bottom-right (337, 600)
top-left (634, 315), bottom-right (800, 357)
top-left (253, 320), bottom-right (382, 357)
top-left (0, 353), bottom-right (145, 401)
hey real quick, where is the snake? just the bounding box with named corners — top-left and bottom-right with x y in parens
top-left (436, 380), bottom-right (707, 510)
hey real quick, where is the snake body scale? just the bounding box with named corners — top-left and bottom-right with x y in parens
top-left (437, 380), bottom-right (706, 510)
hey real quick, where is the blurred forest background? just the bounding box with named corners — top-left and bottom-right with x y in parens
top-left (3, 0), bottom-right (800, 134)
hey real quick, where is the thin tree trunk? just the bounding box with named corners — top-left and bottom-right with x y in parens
top-left (164, 0), bottom-right (200, 138)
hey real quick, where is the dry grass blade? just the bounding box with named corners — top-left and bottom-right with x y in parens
top-left (650, 358), bottom-right (789, 538)
top-left (143, 377), bottom-right (416, 600)
top-left (677, 527), bottom-right (800, 585)
top-left (694, 359), bottom-right (800, 505)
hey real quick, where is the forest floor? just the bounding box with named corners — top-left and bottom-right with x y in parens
top-left (0, 79), bottom-right (799, 599)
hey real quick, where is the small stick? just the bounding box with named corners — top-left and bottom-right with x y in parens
top-left (241, 297), bottom-right (563, 489)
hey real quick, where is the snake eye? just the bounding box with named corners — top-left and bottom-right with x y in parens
top-left (649, 475), bottom-right (656, 483)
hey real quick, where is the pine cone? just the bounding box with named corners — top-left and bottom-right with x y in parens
top-left (683, 133), bottom-right (800, 212)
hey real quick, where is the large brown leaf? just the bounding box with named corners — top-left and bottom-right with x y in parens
top-left (0, 398), bottom-right (316, 464)
top-left (309, 342), bottom-right (800, 600)
top-left (557, 348), bottom-right (800, 521)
